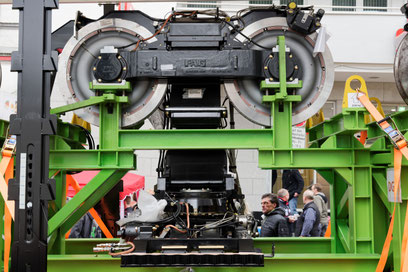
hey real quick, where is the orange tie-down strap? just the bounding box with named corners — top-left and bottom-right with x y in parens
top-left (66, 175), bottom-right (113, 238)
top-left (358, 93), bottom-right (408, 271)
top-left (3, 157), bottom-right (13, 272)
top-left (0, 153), bottom-right (15, 220)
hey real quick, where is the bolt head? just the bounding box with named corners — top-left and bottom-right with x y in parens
top-left (98, 79), bottom-right (102, 82)
top-left (264, 66), bottom-right (268, 70)
top-left (93, 67), bottom-right (96, 71)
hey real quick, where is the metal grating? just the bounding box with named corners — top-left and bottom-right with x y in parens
top-left (332, 0), bottom-right (356, 11)
top-left (363, 0), bottom-right (387, 12)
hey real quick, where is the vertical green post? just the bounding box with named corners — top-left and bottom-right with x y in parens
top-left (99, 97), bottom-right (121, 149)
top-left (48, 171), bottom-right (67, 254)
top-left (271, 36), bottom-right (293, 149)
top-left (278, 36), bottom-right (287, 97)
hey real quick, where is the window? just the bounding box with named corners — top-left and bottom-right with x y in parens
top-left (332, 0), bottom-right (356, 11)
top-left (249, 0), bottom-right (273, 5)
top-left (187, 1), bottom-right (217, 8)
top-left (363, 0), bottom-right (387, 12)
top-left (279, 0), bottom-right (304, 5)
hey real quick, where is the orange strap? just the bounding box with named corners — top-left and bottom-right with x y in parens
top-left (359, 131), bottom-right (367, 145)
top-left (0, 155), bottom-right (14, 220)
top-left (324, 220), bottom-right (331, 237)
top-left (358, 93), bottom-right (408, 271)
top-left (3, 157), bottom-right (13, 272)
top-left (66, 175), bottom-right (113, 238)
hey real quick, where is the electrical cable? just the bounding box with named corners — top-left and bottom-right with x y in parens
top-left (108, 241), bottom-right (135, 256)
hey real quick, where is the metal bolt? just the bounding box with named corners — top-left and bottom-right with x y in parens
top-left (93, 67), bottom-right (96, 71)
top-left (27, 202), bottom-right (32, 209)
top-left (289, 54), bottom-right (293, 58)
top-left (264, 66), bottom-right (268, 70)
top-left (118, 79), bottom-right (122, 82)
top-left (98, 79), bottom-right (102, 82)
top-left (269, 78), bottom-right (273, 81)
top-left (316, 22), bottom-right (321, 27)
top-left (294, 65), bottom-right (298, 70)
top-left (98, 56), bottom-right (101, 59)
top-left (289, 77), bottom-right (293, 81)
top-left (123, 67), bottom-right (127, 71)
top-left (269, 55), bottom-right (273, 59)
top-left (117, 55), bottom-right (122, 59)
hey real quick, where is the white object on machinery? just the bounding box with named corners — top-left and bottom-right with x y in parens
top-left (116, 190), bottom-right (167, 226)
top-left (136, 190), bottom-right (167, 222)
top-left (313, 26), bottom-right (331, 57)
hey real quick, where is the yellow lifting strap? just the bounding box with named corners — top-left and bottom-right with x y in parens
top-left (342, 75), bottom-right (369, 108)
top-left (357, 91), bottom-right (408, 272)
top-left (71, 113), bottom-right (91, 131)
top-left (306, 109), bottom-right (325, 128)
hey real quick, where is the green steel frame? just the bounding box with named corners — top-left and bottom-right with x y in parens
top-left (1, 36), bottom-right (405, 271)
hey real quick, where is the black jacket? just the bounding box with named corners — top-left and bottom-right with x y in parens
top-left (278, 198), bottom-right (290, 217)
top-left (295, 202), bottom-right (321, 237)
top-left (282, 170), bottom-right (304, 200)
top-left (261, 207), bottom-right (290, 237)
top-left (69, 212), bottom-right (102, 238)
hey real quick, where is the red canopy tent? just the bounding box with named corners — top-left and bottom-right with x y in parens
top-left (67, 171), bottom-right (145, 199)
top-left (67, 171), bottom-right (145, 219)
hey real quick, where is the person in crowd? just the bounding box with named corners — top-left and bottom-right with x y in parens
top-left (260, 193), bottom-right (290, 237)
top-left (277, 188), bottom-right (291, 217)
top-left (69, 212), bottom-right (102, 238)
top-left (295, 190), bottom-right (321, 237)
top-left (311, 183), bottom-right (329, 236)
top-left (282, 169), bottom-right (304, 215)
top-left (277, 188), bottom-right (298, 236)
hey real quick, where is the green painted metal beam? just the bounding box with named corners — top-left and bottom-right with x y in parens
top-left (51, 94), bottom-right (128, 115)
top-left (308, 108), bottom-right (367, 145)
top-left (48, 170), bottom-right (126, 236)
top-left (47, 254), bottom-right (379, 272)
top-left (62, 237), bottom-right (333, 255)
top-left (119, 129), bottom-right (274, 149)
top-left (372, 170), bottom-right (392, 214)
top-left (258, 149), bottom-right (370, 169)
top-left (49, 149), bottom-right (135, 170)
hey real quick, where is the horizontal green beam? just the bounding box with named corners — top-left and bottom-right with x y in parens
top-left (47, 253), bottom-right (379, 272)
top-left (119, 129), bottom-right (274, 149)
top-left (258, 149), bottom-right (370, 169)
top-left (49, 149), bottom-right (135, 170)
top-left (63, 237), bottom-right (333, 255)
top-left (51, 94), bottom-right (128, 115)
top-left (308, 108), bottom-right (367, 145)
